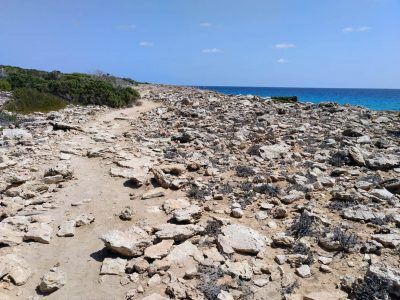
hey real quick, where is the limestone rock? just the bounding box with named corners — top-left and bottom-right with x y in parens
top-left (0, 254), bottom-right (31, 286)
top-left (100, 257), bottom-right (127, 275)
top-left (38, 268), bottom-right (67, 294)
top-left (154, 224), bottom-right (204, 241)
top-left (218, 224), bottom-right (268, 255)
top-left (24, 223), bottom-right (52, 244)
top-left (144, 239), bottom-right (174, 259)
top-left (101, 226), bottom-right (154, 257)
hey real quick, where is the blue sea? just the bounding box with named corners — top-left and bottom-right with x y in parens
top-left (197, 86), bottom-right (400, 111)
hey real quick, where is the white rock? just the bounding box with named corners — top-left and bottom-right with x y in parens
top-left (100, 258), bottom-right (127, 275)
top-left (218, 224), bottom-right (268, 254)
top-left (101, 226), bottom-right (154, 257)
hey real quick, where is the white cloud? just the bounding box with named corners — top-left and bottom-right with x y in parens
top-left (343, 26), bottom-right (371, 33)
top-left (139, 41), bottom-right (153, 47)
top-left (275, 43), bottom-right (296, 49)
top-left (200, 22), bottom-right (212, 27)
top-left (202, 48), bottom-right (221, 53)
top-left (277, 58), bottom-right (289, 63)
top-left (116, 24), bottom-right (136, 31)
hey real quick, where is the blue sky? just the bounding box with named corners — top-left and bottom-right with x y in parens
top-left (1, 0), bottom-right (399, 88)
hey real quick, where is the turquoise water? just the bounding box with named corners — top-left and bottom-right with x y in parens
top-left (197, 86), bottom-right (400, 111)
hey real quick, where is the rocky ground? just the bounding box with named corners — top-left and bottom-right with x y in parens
top-left (0, 84), bottom-right (399, 300)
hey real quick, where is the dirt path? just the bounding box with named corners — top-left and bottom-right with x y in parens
top-left (14, 101), bottom-right (171, 300)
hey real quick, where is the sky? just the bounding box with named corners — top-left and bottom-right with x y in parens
top-left (0, 0), bottom-right (399, 88)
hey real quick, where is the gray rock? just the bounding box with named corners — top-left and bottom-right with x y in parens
top-left (218, 224), bottom-right (269, 255)
top-left (296, 265), bottom-right (311, 278)
top-left (144, 240), bottom-right (174, 259)
top-left (341, 205), bottom-right (386, 222)
top-left (372, 233), bottom-right (400, 248)
top-left (154, 224), bottom-right (204, 241)
top-left (38, 268), bottom-right (66, 294)
top-left (366, 154), bottom-right (400, 170)
top-left (101, 226), bottom-right (154, 257)
top-left (0, 254), bottom-right (31, 286)
top-left (100, 257), bottom-right (127, 275)
top-left (57, 220), bottom-right (76, 237)
top-left (173, 205), bottom-right (202, 223)
top-left (259, 143), bottom-right (290, 160)
top-left (75, 213), bottom-right (95, 227)
top-left (24, 223), bottom-right (52, 244)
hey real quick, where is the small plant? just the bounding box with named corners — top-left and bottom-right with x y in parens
top-left (187, 185), bottom-right (211, 200)
top-left (349, 272), bottom-right (393, 300)
top-left (253, 184), bottom-right (280, 196)
top-left (219, 183), bottom-right (234, 195)
top-left (236, 165), bottom-right (256, 177)
top-left (289, 212), bottom-right (318, 238)
top-left (288, 242), bottom-right (315, 265)
top-left (4, 88), bottom-right (67, 114)
top-left (247, 144), bottom-right (262, 156)
top-left (197, 265), bottom-right (225, 300)
top-left (330, 150), bottom-right (351, 167)
top-left (204, 219), bottom-right (223, 238)
top-left (281, 280), bottom-right (299, 296)
top-left (331, 227), bottom-right (358, 253)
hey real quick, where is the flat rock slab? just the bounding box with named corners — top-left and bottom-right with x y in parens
top-left (154, 224), bottom-right (204, 242)
top-left (101, 226), bottom-right (154, 257)
top-left (100, 258), bottom-right (127, 275)
top-left (24, 223), bottom-right (52, 244)
top-left (144, 240), bottom-right (174, 259)
top-left (218, 224), bottom-right (269, 254)
top-left (142, 187), bottom-right (166, 200)
top-left (57, 220), bottom-right (76, 237)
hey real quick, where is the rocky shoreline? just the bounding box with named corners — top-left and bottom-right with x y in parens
top-left (1, 84), bottom-right (399, 299)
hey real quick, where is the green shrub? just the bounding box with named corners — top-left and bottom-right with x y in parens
top-left (4, 88), bottom-right (67, 114)
top-left (271, 96), bottom-right (298, 103)
top-left (0, 79), bottom-right (11, 91)
top-left (0, 65), bottom-right (140, 108)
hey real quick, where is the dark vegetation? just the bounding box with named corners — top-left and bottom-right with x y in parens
top-left (197, 265), bottom-right (226, 300)
top-left (289, 212), bottom-right (319, 238)
top-left (236, 165), bottom-right (256, 177)
top-left (0, 79), bottom-right (11, 91)
top-left (348, 271), bottom-right (396, 300)
top-left (3, 88), bottom-right (67, 114)
top-left (187, 184), bottom-right (212, 200)
top-left (271, 96), bottom-right (298, 103)
top-left (0, 65), bottom-right (140, 114)
top-left (329, 227), bottom-right (358, 253)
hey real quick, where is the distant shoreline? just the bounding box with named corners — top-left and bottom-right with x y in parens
top-left (195, 85), bottom-right (400, 111)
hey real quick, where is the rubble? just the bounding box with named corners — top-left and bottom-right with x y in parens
top-left (1, 84), bottom-right (399, 299)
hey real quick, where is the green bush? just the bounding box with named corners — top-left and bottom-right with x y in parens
top-left (0, 79), bottom-right (11, 91)
top-left (4, 88), bottom-right (67, 114)
top-left (271, 96), bottom-right (298, 103)
top-left (0, 65), bottom-right (140, 108)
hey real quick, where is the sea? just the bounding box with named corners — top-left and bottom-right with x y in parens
top-left (196, 86), bottom-right (400, 111)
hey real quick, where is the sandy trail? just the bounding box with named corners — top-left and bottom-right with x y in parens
top-left (14, 101), bottom-right (169, 300)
